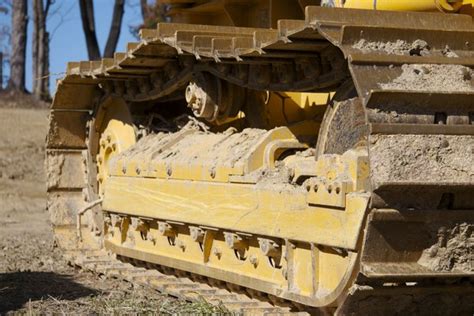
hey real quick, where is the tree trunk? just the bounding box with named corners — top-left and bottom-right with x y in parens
top-left (104, 0), bottom-right (125, 58)
top-left (33, 0), bottom-right (51, 100)
top-left (78, 0), bottom-right (101, 60)
top-left (32, 0), bottom-right (42, 97)
top-left (140, 0), bottom-right (150, 21)
top-left (41, 32), bottom-right (50, 99)
top-left (8, 0), bottom-right (28, 92)
top-left (0, 52), bottom-right (3, 91)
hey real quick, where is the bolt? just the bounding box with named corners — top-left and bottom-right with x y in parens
top-left (147, 234), bottom-right (156, 244)
top-left (190, 227), bottom-right (204, 242)
top-left (166, 166), bottom-right (172, 177)
top-left (213, 247), bottom-right (222, 259)
top-left (112, 143), bottom-right (117, 151)
top-left (136, 167), bottom-right (141, 175)
top-left (158, 222), bottom-right (173, 236)
top-left (185, 83), bottom-right (197, 104)
top-left (177, 240), bottom-right (186, 251)
top-left (106, 135), bottom-right (112, 143)
top-left (258, 238), bottom-right (280, 257)
top-left (249, 254), bottom-right (259, 267)
top-left (224, 233), bottom-right (246, 250)
top-left (122, 166), bottom-right (127, 174)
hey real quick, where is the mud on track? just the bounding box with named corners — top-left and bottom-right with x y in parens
top-left (0, 106), bottom-right (203, 314)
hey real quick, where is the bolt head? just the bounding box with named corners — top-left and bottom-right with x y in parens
top-left (249, 254), bottom-right (258, 266)
top-left (213, 247), bottom-right (222, 258)
top-left (177, 240), bottom-right (186, 251)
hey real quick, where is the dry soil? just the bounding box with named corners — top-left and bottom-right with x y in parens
top-left (0, 104), bottom-right (202, 315)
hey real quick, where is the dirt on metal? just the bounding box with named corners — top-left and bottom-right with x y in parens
top-left (418, 223), bottom-right (473, 272)
top-left (370, 134), bottom-right (474, 184)
top-left (380, 64), bottom-right (474, 92)
top-left (353, 39), bottom-right (431, 55)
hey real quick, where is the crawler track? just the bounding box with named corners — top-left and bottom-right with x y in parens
top-left (65, 250), bottom-right (315, 315)
top-left (47, 6), bottom-right (474, 314)
top-left (65, 249), bottom-right (473, 315)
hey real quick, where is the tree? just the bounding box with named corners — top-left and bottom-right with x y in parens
top-left (140, 0), bottom-right (150, 21)
top-left (78, 0), bottom-right (124, 60)
top-left (104, 0), bottom-right (124, 58)
top-left (33, 0), bottom-right (53, 100)
top-left (8, 0), bottom-right (27, 91)
top-left (0, 2), bottom-right (7, 91)
top-left (130, 0), bottom-right (166, 39)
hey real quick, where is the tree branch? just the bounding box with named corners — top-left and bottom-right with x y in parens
top-left (140, 0), bottom-right (149, 21)
top-left (103, 0), bottom-right (124, 58)
top-left (44, 0), bottom-right (54, 18)
top-left (78, 0), bottom-right (100, 60)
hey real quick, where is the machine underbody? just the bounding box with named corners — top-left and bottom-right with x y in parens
top-left (46, 2), bottom-right (473, 314)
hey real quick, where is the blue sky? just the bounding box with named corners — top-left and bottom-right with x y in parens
top-left (1, 0), bottom-right (145, 92)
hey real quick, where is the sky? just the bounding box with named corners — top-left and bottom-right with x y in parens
top-left (0, 0), bottom-right (145, 93)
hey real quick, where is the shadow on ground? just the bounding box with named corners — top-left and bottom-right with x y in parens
top-left (0, 271), bottom-right (98, 313)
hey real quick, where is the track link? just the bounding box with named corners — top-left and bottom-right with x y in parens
top-left (64, 251), bottom-right (313, 315)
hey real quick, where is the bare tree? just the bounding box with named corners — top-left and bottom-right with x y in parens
top-left (140, 0), bottom-right (150, 21)
top-left (0, 1), bottom-right (11, 90)
top-left (0, 52), bottom-right (3, 91)
top-left (33, 0), bottom-right (53, 100)
top-left (0, 3), bottom-right (6, 91)
top-left (104, 0), bottom-right (124, 58)
top-left (78, 0), bottom-right (100, 60)
top-left (8, 0), bottom-right (27, 91)
top-left (78, 0), bottom-right (125, 60)
top-left (130, 0), bottom-right (166, 39)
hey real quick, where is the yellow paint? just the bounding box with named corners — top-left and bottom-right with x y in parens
top-left (342, 0), bottom-right (471, 13)
top-left (101, 138), bottom-right (370, 305)
top-left (104, 204), bottom-right (361, 306)
top-left (263, 92), bottom-right (330, 140)
top-left (102, 176), bottom-right (369, 250)
top-left (96, 97), bottom-right (136, 195)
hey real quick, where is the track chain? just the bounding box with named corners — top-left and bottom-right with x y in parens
top-left (63, 251), bottom-right (314, 316)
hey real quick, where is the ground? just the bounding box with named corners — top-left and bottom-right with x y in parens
top-left (0, 100), bottom-right (203, 314)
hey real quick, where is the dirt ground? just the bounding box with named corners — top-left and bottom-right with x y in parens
top-left (0, 104), bottom-right (206, 314)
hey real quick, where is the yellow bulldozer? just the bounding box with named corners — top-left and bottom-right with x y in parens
top-left (46, 0), bottom-right (473, 314)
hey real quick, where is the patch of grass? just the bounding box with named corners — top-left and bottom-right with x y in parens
top-left (16, 286), bottom-right (232, 315)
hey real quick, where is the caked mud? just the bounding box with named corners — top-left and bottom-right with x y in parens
top-left (419, 223), bottom-right (473, 272)
top-left (380, 64), bottom-right (474, 92)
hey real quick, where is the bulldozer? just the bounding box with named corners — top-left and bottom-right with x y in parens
top-left (46, 0), bottom-right (474, 314)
